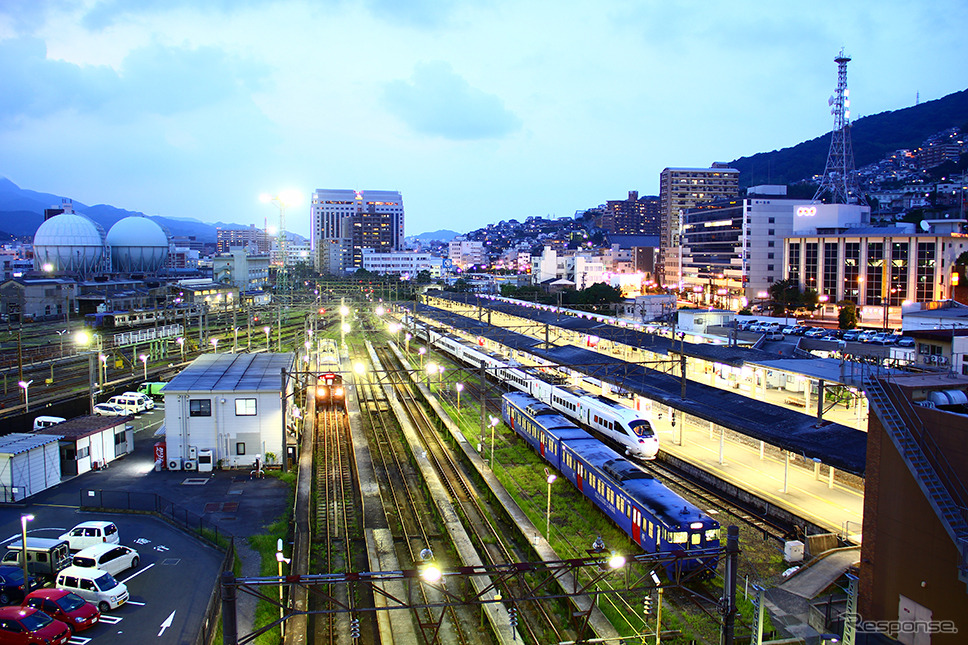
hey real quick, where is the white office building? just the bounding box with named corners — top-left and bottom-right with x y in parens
top-left (448, 238), bottom-right (485, 269)
top-left (681, 187), bottom-right (819, 308)
top-left (162, 353), bottom-right (296, 469)
top-left (360, 248), bottom-right (444, 278)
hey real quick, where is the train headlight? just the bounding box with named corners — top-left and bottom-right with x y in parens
top-left (316, 387), bottom-right (328, 398)
top-left (689, 522), bottom-right (704, 530)
top-left (335, 387), bottom-right (344, 397)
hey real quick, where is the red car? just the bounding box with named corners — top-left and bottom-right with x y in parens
top-left (22, 589), bottom-right (99, 633)
top-left (0, 606), bottom-right (71, 644)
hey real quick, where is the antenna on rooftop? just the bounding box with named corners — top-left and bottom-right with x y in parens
top-left (813, 49), bottom-right (866, 205)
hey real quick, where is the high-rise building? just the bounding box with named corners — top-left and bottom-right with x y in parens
top-left (311, 189), bottom-right (405, 274)
top-left (602, 191), bottom-right (660, 235)
top-left (658, 165), bottom-right (739, 288)
top-left (217, 225), bottom-right (271, 254)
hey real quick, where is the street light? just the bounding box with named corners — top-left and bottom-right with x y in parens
top-left (544, 467), bottom-right (557, 538)
top-left (211, 337), bottom-right (219, 354)
top-left (489, 415), bottom-right (499, 468)
top-left (99, 354), bottom-right (107, 388)
top-left (139, 354), bottom-right (148, 380)
top-left (455, 382), bottom-right (464, 410)
top-left (18, 380), bottom-right (32, 412)
top-left (418, 347), bottom-right (426, 367)
top-left (19, 514), bottom-right (33, 592)
top-left (275, 538), bottom-right (290, 637)
top-left (176, 337), bottom-right (185, 362)
top-left (233, 327), bottom-right (239, 353)
top-left (264, 326), bottom-right (271, 350)
top-left (426, 362), bottom-right (437, 388)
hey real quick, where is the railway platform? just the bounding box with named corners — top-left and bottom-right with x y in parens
top-left (405, 306), bottom-right (867, 544)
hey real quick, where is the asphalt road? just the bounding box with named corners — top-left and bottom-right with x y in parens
top-left (0, 401), bottom-right (291, 644)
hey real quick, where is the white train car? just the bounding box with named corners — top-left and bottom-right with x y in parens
top-left (404, 314), bottom-right (659, 460)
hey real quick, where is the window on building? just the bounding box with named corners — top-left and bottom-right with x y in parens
top-left (190, 399), bottom-right (212, 417)
top-left (767, 264), bottom-right (774, 271)
top-left (768, 217), bottom-right (775, 223)
top-left (235, 398), bottom-right (257, 416)
top-left (768, 252), bottom-right (774, 259)
top-left (236, 442), bottom-right (245, 455)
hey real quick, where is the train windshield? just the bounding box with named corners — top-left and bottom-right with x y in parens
top-left (629, 420), bottom-right (654, 437)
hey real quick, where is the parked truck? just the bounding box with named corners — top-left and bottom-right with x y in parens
top-left (137, 382), bottom-right (167, 398)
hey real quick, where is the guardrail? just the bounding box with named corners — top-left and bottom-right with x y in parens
top-left (80, 489), bottom-right (233, 548)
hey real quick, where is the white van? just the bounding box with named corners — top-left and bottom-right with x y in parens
top-left (33, 416), bottom-right (66, 431)
top-left (55, 566), bottom-right (129, 612)
top-left (106, 394), bottom-right (145, 414)
top-left (121, 391), bottom-right (154, 411)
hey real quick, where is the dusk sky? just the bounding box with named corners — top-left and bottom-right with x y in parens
top-left (2, 1), bottom-right (967, 237)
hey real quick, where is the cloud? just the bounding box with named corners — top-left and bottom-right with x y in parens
top-left (0, 38), bottom-right (118, 121)
top-left (383, 61), bottom-right (521, 140)
top-left (0, 0), bottom-right (81, 32)
top-left (0, 37), bottom-right (269, 124)
top-left (79, 0), bottom-right (278, 30)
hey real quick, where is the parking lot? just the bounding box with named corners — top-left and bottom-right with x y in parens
top-left (1, 399), bottom-right (291, 643)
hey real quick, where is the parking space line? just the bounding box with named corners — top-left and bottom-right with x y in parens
top-left (120, 562), bottom-right (155, 583)
top-left (127, 600), bottom-right (146, 606)
top-left (99, 615), bottom-right (123, 624)
top-left (68, 636), bottom-right (92, 644)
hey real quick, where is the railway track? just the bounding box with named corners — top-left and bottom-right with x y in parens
top-left (376, 344), bottom-right (574, 645)
top-left (355, 349), bottom-right (474, 645)
top-left (311, 405), bottom-right (366, 644)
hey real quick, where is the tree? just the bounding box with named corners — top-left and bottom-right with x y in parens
top-left (838, 301), bottom-right (859, 329)
top-left (768, 278), bottom-right (818, 316)
top-left (447, 278), bottom-right (472, 293)
top-left (415, 270), bottom-right (432, 284)
top-left (563, 282), bottom-right (624, 315)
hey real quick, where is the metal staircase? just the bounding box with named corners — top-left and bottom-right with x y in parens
top-left (864, 376), bottom-right (968, 588)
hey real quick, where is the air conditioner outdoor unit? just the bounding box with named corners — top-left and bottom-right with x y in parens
top-left (939, 356), bottom-right (948, 365)
top-left (183, 459), bottom-right (197, 471)
top-left (926, 355), bottom-right (935, 364)
top-left (167, 459), bottom-right (182, 471)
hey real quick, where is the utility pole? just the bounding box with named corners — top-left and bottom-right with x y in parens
top-left (720, 525), bottom-right (739, 645)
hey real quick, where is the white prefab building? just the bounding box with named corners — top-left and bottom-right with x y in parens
top-left (0, 434), bottom-right (62, 503)
top-left (162, 353), bottom-right (295, 470)
top-left (36, 416), bottom-right (134, 476)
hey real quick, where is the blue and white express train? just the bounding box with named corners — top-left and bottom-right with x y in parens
top-left (406, 316), bottom-right (659, 460)
top-left (502, 391), bottom-right (720, 580)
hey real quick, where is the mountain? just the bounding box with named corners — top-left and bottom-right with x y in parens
top-left (409, 229), bottom-right (459, 242)
top-left (0, 177), bottom-right (236, 242)
top-left (729, 88), bottom-right (968, 187)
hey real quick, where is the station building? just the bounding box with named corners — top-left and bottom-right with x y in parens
top-left (161, 353), bottom-right (296, 470)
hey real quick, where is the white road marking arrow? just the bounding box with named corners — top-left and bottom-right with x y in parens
top-left (158, 610), bottom-right (175, 637)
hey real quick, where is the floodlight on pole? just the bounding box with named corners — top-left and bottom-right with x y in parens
top-left (18, 380), bottom-right (33, 412)
top-left (455, 382), bottom-right (464, 410)
top-left (544, 467), bottom-right (557, 538)
top-left (139, 354), bottom-right (148, 379)
top-left (264, 326), bottom-right (271, 350)
top-left (260, 190), bottom-right (302, 298)
top-left (19, 514), bottom-right (34, 592)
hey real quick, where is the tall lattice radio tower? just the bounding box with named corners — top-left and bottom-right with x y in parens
top-left (813, 49), bottom-right (865, 204)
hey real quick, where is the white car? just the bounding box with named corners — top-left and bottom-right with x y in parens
top-left (72, 544), bottom-right (140, 577)
top-left (93, 403), bottom-right (127, 417)
top-left (59, 522), bottom-right (120, 551)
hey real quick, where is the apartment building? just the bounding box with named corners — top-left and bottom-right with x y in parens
top-left (658, 165), bottom-right (739, 288)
